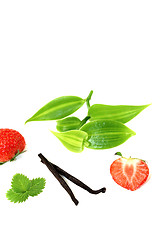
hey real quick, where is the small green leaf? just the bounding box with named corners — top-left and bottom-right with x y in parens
top-left (56, 116), bottom-right (91, 132)
top-left (50, 130), bottom-right (88, 153)
top-left (28, 178), bottom-right (46, 196)
top-left (11, 173), bottom-right (31, 193)
top-left (6, 189), bottom-right (29, 203)
top-left (56, 117), bottom-right (81, 132)
top-left (80, 120), bottom-right (136, 149)
top-left (88, 104), bottom-right (151, 123)
top-left (115, 152), bottom-right (123, 157)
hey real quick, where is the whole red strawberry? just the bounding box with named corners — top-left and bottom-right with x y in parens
top-left (110, 153), bottom-right (149, 191)
top-left (0, 129), bottom-right (26, 163)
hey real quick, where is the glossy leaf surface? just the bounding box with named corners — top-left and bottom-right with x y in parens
top-left (88, 104), bottom-right (150, 123)
top-left (50, 130), bottom-right (88, 153)
top-left (80, 120), bottom-right (136, 149)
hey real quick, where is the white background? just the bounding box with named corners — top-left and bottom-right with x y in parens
top-left (0, 1), bottom-right (160, 239)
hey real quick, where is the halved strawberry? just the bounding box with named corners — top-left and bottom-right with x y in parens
top-left (110, 154), bottom-right (149, 191)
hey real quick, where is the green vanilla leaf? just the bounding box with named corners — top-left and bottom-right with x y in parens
top-left (28, 178), bottom-right (46, 196)
top-left (88, 104), bottom-right (151, 123)
top-left (11, 173), bottom-right (31, 193)
top-left (56, 116), bottom-right (90, 132)
top-left (6, 189), bottom-right (29, 203)
top-left (25, 91), bottom-right (93, 123)
top-left (50, 130), bottom-right (88, 153)
top-left (80, 120), bottom-right (136, 149)
top-left (56, 117), bottom-right (81, 132)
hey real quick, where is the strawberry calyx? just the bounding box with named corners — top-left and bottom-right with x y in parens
top-left (0, 150), bottom-right (26, 165)
top-left (115, 152), bottom-right (146, 163)
top-left (0, 162), bottom-right (5, 165)
top-left (10, 150), bottom-right (26, 162)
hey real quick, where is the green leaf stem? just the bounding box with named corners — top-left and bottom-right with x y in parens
top-left (86, 90), bottom-right (93, 109)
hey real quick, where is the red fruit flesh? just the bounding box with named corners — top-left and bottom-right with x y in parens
top-left (0, 129), bottom-right (26, 162)
top-left (110, 157), bottom-right (149, 191)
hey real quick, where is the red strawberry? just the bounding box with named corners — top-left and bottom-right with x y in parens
top-left (110, 155), bottom-right (149, 191)
top-left (0, 129), bottom-right (26, 163)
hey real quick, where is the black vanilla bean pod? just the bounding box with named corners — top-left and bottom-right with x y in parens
top-left (38, 153), bottom-right (79, 206)
top-left (52, 163), bottom-right (106, 194)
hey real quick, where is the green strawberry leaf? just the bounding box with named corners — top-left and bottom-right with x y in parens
top-left (6, 174), bottom-right (46, 203)
top-left (11, 173), bottom-right (31, 193)
top-left (6, 189), bottom-right (29, 203)
top-left (28, 178), bottom-right (46, 196)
